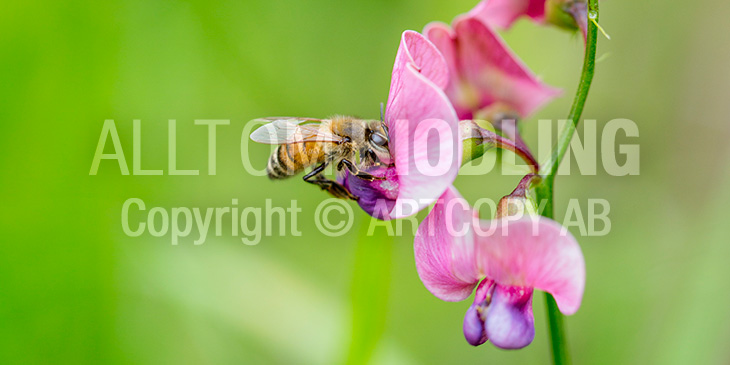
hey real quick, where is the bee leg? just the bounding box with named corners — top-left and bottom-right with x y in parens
top-left (311, 176), bottom-right (358, 200)
top-left (337, 159), bottom-right (385, 181)
top-left (303, 163), bottom-right (358, 200)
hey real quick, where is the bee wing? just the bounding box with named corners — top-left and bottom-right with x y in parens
top-left (250, 118), bottom-right (344, 144)
top-left (256, 117), bottom-right (324, 123)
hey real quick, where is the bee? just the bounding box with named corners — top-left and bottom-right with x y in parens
top-left (250, 116), bottom-right (392, 200)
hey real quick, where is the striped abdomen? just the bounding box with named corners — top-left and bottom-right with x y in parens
top-left (267, 142), bottom-right (328, 179)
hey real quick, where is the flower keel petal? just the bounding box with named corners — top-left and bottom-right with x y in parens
top-left (484, 284), bottom-right (535, 349)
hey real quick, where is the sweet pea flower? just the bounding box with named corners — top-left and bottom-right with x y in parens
top-left (424, 16), bottom-right (561, 121)
top-left (414, 186), bottom-right (584, 349)
top-left (470, 0), bottom-right (589, 39)
top-left (342, 31), bottom-right (461, 220)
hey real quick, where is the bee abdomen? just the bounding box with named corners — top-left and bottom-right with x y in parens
top-left (267, 143), bottom-right (324, 179)
top-left (267, 145), bottom-right (295, 179)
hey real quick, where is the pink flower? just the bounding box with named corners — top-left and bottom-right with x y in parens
top-left (414, 187), bottom-right (584, 349)
top-left (470, 0), bottom-right (589, 39)
top-left (424, 16), bottom-right (561, 121)
top-left (342, 31), bottom-right (461, 220)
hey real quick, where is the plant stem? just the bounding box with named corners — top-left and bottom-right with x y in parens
top-left (345, 218), bottom-right (393, 364)
top-left (535, 1), bottom-right (599, 364)
top-left (539, 1), bottom-right (600, 179)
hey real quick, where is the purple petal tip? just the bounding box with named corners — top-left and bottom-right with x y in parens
top-left (485, 285), bottom-right (535, 349)
top-left (463, 304), bottom-right (488, 346)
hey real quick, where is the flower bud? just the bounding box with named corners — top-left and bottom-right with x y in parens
top-left (545, 0), bottom-right (587, 31)
top-left (495, 195), bottom-right (538, 219)
top-left (495, 174), bottom-right (539, 219)
top-left (460, 120), bottom-right (497, 166)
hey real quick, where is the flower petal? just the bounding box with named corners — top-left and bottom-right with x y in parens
top-left (475, 218), bottom-right (585, 315)
top-left (414, 187), bottom-right (480, 301)
top-left (452, 17), bottom-right (561, 118)
top-left (425, 23), bottom-right (481, 121)
top-left (345, 31), bottom-right (458, 219)
top-left (389, 30), bottom-right (449, 95)
top-left (484, 284), bottom-right (535, 349)
top-left (423, 23), bottom-right (457, 81)
top-left (385, 31), bottom-right (461, 218)
top-left (463, 278), bottom-right (494, 346)
top-left (423, 23), bottom-right (473, 120)
top-left (390, 113), bottom-right (461, 217)
top-left (340, 166), bottom-right (398, 220)
top-left (469, 0), bottom-right (547, 30)
top-left (463, 303), bottom-right (488, 346)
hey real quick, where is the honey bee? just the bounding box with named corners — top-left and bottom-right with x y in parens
top-left (250, 116), bottom-right (392, 200)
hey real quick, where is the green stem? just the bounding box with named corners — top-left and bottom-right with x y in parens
top-left (544, 292), bottom-right (569, 364)
top-left (535, 1), bottom-right (599, 364)
top-left (539, 1), bottom-right (600, 179)
top-left (345, 218), bottom-right (393, 364)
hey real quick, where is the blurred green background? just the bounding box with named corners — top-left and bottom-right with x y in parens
top-left (2, 0), bottom-right (729, 363)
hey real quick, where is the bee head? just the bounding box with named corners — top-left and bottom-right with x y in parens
top-left (366, 120), bottom-right (392, 165)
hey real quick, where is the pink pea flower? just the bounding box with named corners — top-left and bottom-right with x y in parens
top-left (424, 16), bottom-right (561, 121)
top-left (470, 0), bottom-right (589, 39)
top-left (342, 31), bottom-right (461, 220)
top-left (414, 187), bottom-right (584, 349)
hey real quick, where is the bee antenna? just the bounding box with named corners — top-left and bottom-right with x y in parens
top-left (378, 102), bottom-right (390, 138)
